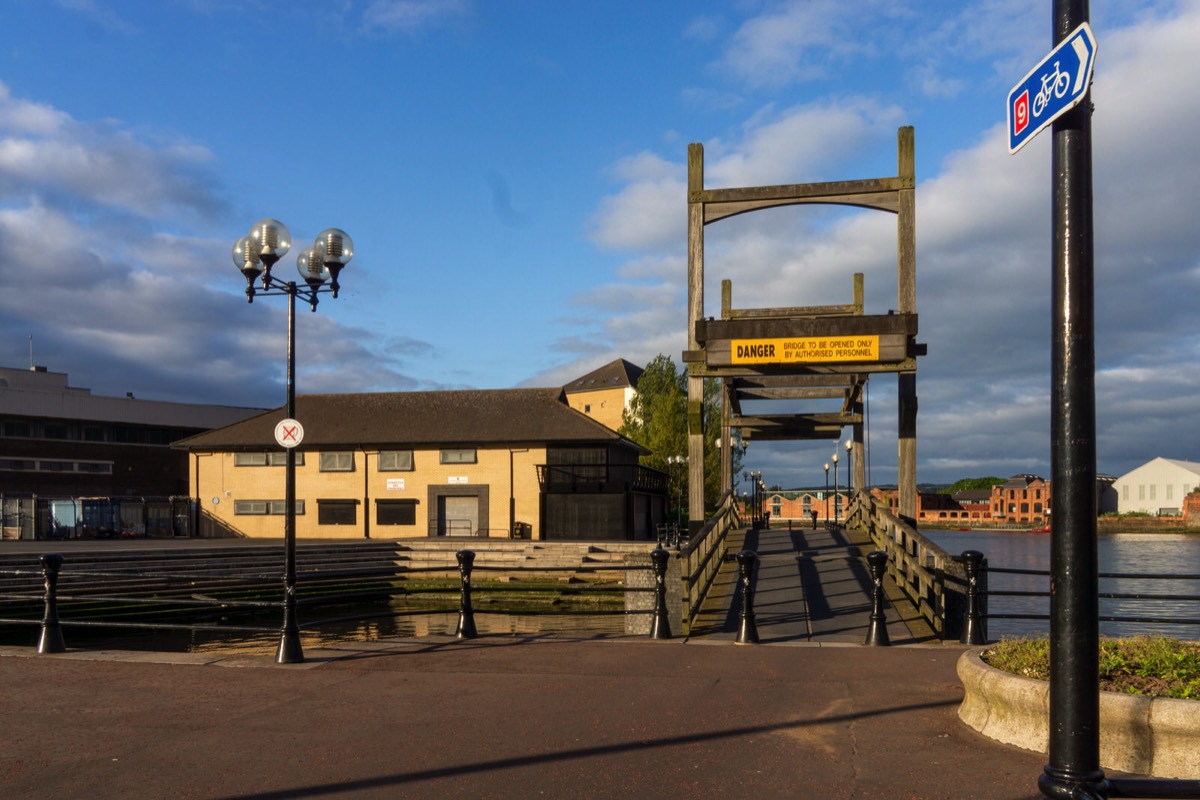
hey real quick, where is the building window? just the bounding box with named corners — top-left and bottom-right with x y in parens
top-left (320, 452), bottom-right (355, 472)
top-left (1166, 484), bottom-right (1174, 501)
top-left (235, 500), bottom-right (305, 515)
top-left (376, 499), bottom-right (417, 525)
top-left (234, 500), bottom-right (268, 515)
top-left (378, 450), bottom-right (414, 471)
top-left (1122, 485), bottom-right (1129, 501)
top-left (440, 448), bottom-right (477, 465)
top-left (235, 451), bottom-right (303, 466)
top-left (1139, 485), bottom-right (1145, 500)
top-left (1149, 485), bottom-right (1157, 501)
top-left (318, 500), bottom-right (358, 525)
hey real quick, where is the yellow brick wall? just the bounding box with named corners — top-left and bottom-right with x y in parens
top-left (565, 387), bottom-right (630, 432)
top-left (192, 446), bottom-right (547, 540)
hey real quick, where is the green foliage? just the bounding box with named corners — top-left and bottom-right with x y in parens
top-left (620, 354), bottom-right (686, 472)
top-left (983, 636), bottom-right (1200, 700)
top-left (948, 476), bottom-right (1005, 492)
top-left (619, 353), bottom-right (738, 515)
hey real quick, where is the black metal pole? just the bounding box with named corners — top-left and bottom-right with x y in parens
top-left (455, 549), bottom-right (477, 639)
top-left (1039, 1), bottom-right (1104, 796)
top-left (833, 460), bottom-right (839, 527)
top-left (648, 547), bottom-right (672, 640)
top-left (960, 550), bottom-right (987, 646)
top-left (864, 551), bottom-right (890, 647)
top-left (735, 550), bottom-right (759, 644)
top-left (824, 467), bottom-right (829, 526)
top-left (37, 553), bottom-right (66, 654)
top-left (276, 283), bottom-right (304, 665)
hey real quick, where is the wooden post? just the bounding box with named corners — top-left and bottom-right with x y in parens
top-left (687, 143), bottom-right (707, 533)
top-left (896, 126), bottom-right (918, 520)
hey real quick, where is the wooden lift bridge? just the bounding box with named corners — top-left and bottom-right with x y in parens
top-left (683, 126), bottom-right (924, 523)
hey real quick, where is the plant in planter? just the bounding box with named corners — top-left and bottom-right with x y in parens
top-left (957, 636), bottom-right (1200, 778)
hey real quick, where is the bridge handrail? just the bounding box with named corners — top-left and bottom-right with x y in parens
top-left (678, 490), bottom-right (741, 635)
top-left (845, 490), bottom-right (963, 638)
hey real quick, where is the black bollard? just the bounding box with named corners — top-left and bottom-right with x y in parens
top-left (735, 550), bottom-right (759, 644)
top-left (864, 550), bottom-right (890, 647)
top-left (648, 547), bottom-right (672, 640)
top-left (37, 553), bottom-right (66, 654)
top-left (455, 550), bottom-right (477, 639)
top-left (960, 550), bottom-right (987, 645)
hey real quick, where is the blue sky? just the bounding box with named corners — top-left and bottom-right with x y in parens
top-left (2, 0), bottom-right (1198, 489)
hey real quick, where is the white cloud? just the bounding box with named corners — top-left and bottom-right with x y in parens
top-left (361, 0), bottom-right (467, 35)
top-left (566, 0), bottom-right (1200, 486)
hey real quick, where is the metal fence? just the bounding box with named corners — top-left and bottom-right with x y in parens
top-left (0, 544), bottom-right (673, 654)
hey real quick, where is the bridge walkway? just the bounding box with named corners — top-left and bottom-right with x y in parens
top-left (688, 521), bottom-right (936, 644)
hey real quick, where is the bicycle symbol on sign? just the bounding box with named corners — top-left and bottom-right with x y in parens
top-left (1032, 60), bottom-right (1070, 118)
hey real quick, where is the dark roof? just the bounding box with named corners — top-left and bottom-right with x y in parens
top-left (563, 358), bottom-right (643, 394)
top-left (1002, 474), bottom-right (1045, 488)
top-left (174, 388), bottom-right (647, 453)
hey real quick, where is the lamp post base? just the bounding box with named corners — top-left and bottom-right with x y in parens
top-left (276, 628), bottom-right (304, 664)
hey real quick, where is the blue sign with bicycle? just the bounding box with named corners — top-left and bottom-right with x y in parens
top-left (1008, 22), bottom-right (1097, 154)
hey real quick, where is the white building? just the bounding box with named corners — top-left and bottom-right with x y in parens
top-left (1113, 457), bottom-right (1200, 515)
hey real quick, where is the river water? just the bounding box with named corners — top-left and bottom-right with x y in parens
top-left (925, 529), bottom-right (1200, 640)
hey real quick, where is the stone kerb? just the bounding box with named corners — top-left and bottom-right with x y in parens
top-left (957, 649), bottom-right (1200, 779)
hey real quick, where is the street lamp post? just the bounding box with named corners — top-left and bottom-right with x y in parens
top-left (844, 437), bottom-right (853, 495)
top-left (823, 463), bottom-right (830, 525)
top-left (831, 452), bottom-right (840, 527)
top-left (232, 218), bottom-right (354, 665)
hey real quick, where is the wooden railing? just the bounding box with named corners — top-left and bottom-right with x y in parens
top-left (678, 490), bottom-right (741, 636)
top-left (844, 490), bottom-right (966, 639)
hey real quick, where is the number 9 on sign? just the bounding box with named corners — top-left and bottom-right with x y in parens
top-left (1012, 90), bottom-right (1030, 136)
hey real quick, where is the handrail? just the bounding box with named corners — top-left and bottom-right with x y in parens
top-left (845, 489), bottom-right (961, 638)
top-left (678, 490), bottom-right (741, 635)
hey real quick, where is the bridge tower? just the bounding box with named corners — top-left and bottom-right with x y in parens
top-left (683, 126), bottom-right (922, 524)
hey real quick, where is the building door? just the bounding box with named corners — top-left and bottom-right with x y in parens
top-left (438, 495), bottom-right (479, 537)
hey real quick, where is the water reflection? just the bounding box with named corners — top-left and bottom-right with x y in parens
top-left (927, 530), bottom-right (1200, 640)
top-left (92, 609), bottom-right (630, 655)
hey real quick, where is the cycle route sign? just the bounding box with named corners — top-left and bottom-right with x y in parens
top-left (1008, 22), bottom-right (1097, 154)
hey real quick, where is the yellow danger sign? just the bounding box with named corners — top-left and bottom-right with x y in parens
top-left (731, 336), bottom-right (880, 364)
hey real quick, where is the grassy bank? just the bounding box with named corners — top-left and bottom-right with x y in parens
top-left (982, 636), bottom-right (1200, 700)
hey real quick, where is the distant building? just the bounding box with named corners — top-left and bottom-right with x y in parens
top-left (1113, 457), bottom-right (1200, 515)
top-left (563, 358), bottom-right (643, 432)
top-left (176, 388), bottom-right (666, 542)
top-left (0, 365), bottom-right (262, 539)
top-left (990, 474), bottom-right (1050, 525)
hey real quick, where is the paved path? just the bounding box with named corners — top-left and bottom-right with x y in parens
top-left (690, 523), bottom-right (933, 645)
top-left (0, 529), bottom-right (1067, 798)
top-left (1, 638), bottom-right (1052, 800)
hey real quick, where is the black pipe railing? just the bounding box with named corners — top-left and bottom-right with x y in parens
top-left (0, 549), bottom-right (664, 653)
top-left (957, 553), bottom-right (1200, 639)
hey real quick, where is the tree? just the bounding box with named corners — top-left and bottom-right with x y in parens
top-left (619, 354), bottom-right (739, 517)
top-left (948, 477), bottom-right (1006, 493)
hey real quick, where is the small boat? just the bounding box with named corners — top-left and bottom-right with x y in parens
top-left (1031, 525), bottom-right (1051, 534)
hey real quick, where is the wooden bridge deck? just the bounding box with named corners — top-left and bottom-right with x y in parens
top-left (689, 522), bottom-right (935, 644)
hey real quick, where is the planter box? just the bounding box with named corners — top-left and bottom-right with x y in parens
top-left (957, 649), bottom-right (1200, 779)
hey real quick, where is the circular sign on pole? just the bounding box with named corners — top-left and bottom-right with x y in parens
top-left (274, 418), bottom-right (304, 449)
